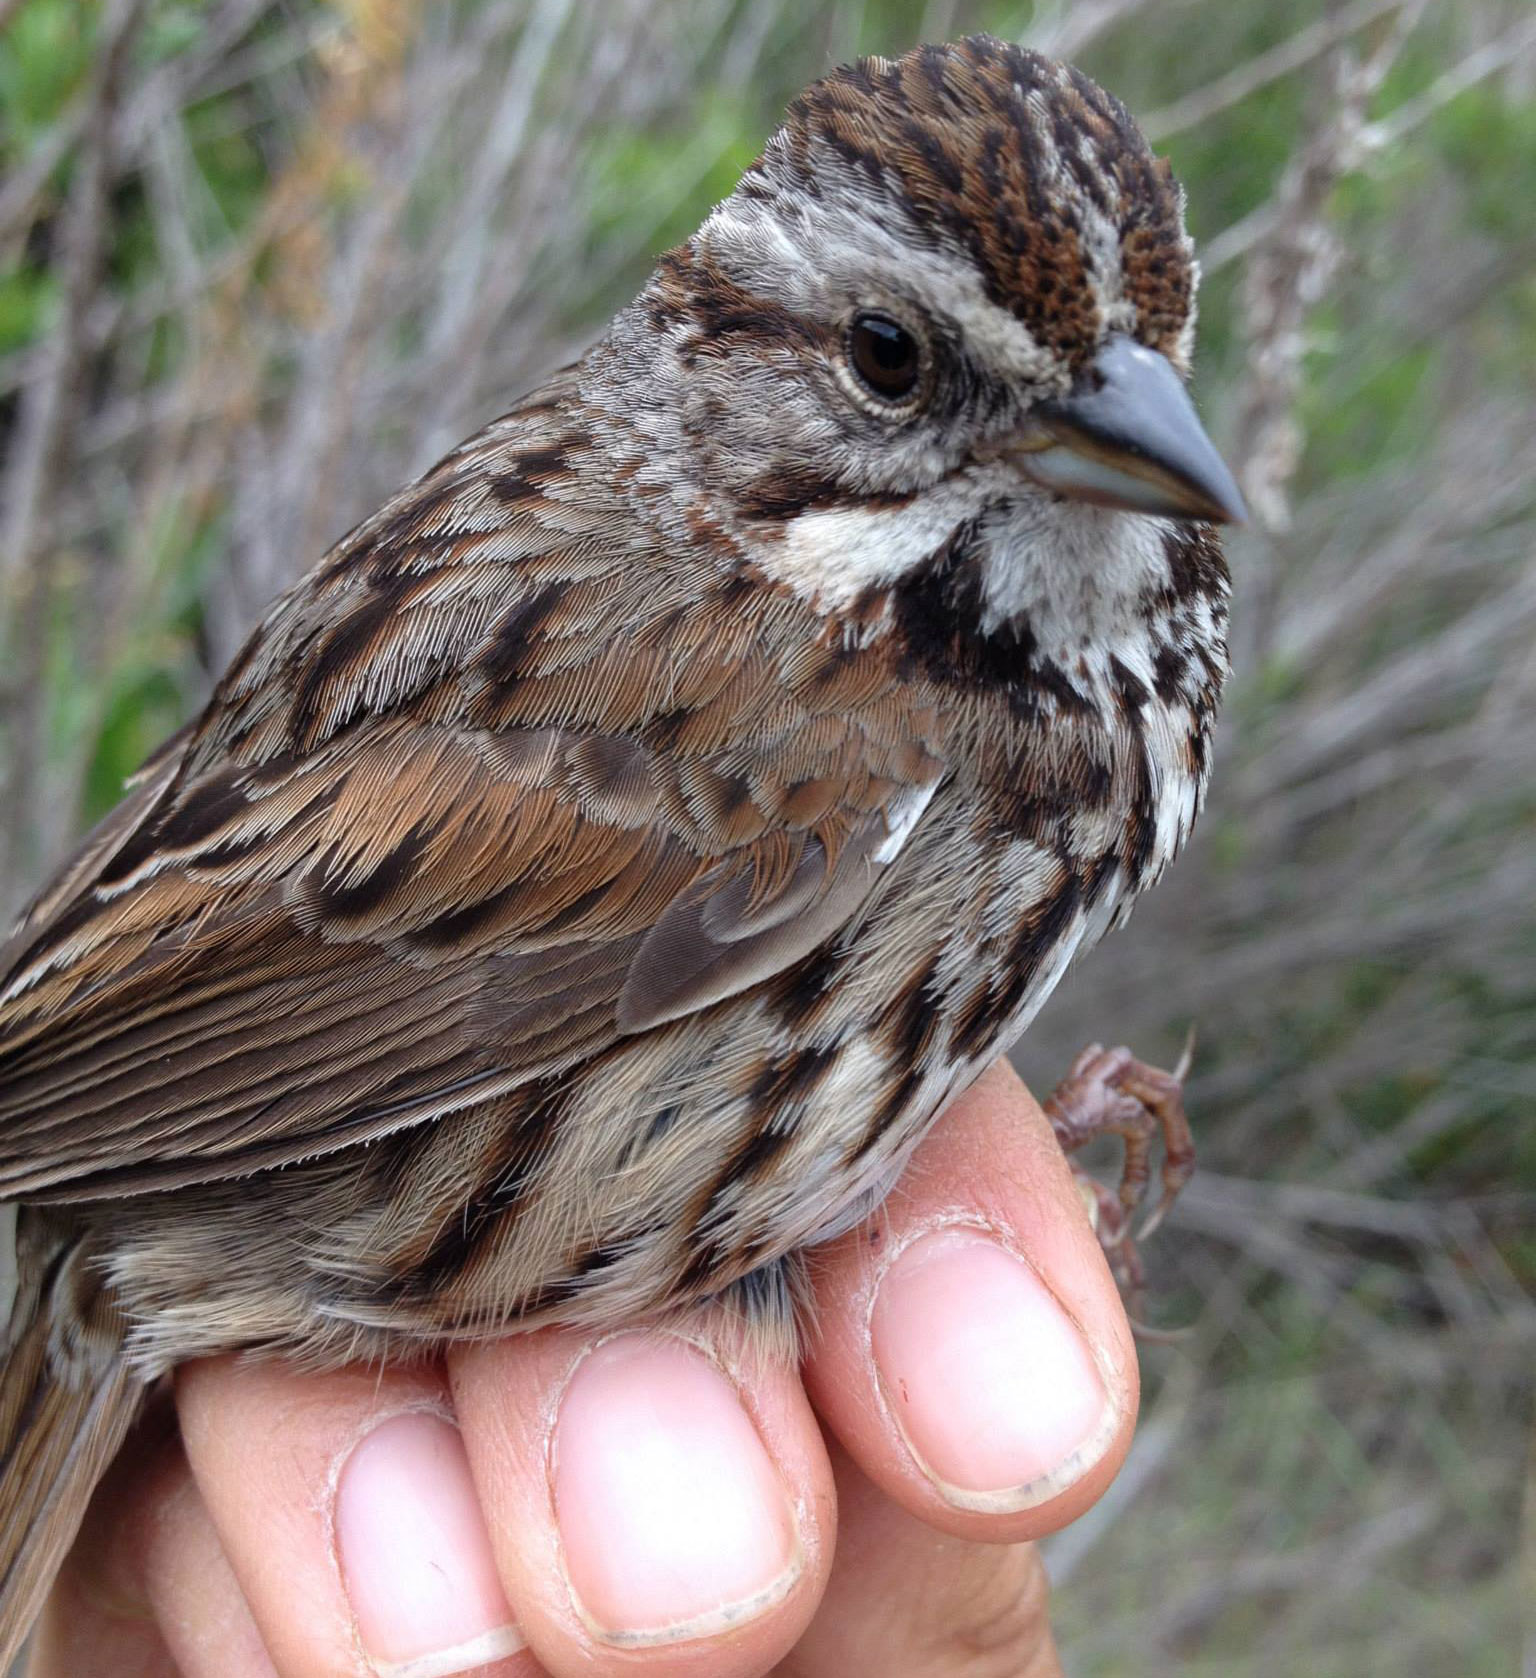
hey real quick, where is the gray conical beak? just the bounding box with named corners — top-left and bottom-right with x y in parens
top-left (1018, 336), bottom-right (1247, 525)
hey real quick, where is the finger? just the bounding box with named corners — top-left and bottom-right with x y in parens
top-left (803, 1058), bottom-right (1138, 1542)
top-left (141, 1470), bottom-right (281, 1678)
top-left (29, 1403), bottom-right (271, 1678)
top-left (176, 1356), bottom-right (533, 1678)
top-left (775, 1437), bottom-right (1063, 1678)
top-left (449, 1320), bottom-right (835, 1678)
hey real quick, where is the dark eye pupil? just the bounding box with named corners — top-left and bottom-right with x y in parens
top-left (849, 313), bottom-right (920, 399)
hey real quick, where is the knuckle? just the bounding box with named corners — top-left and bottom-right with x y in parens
top-left (922, 1544), bottom-right (1061, 1677)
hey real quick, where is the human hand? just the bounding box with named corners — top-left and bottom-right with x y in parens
top-left (30, 1060), bottom-right (1136, 1678)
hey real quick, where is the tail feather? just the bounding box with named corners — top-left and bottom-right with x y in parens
top-left (0, 1217), bottom-right (143, 1673)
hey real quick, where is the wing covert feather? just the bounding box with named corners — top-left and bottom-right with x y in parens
top-left (0, 427), bottom-right (947, 1200)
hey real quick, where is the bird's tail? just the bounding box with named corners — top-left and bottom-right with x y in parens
top-left (0, 1213), bottom-right (142, 1672)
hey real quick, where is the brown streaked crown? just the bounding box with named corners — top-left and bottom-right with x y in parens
top-left (755, 35), bottom-right (1195, 370)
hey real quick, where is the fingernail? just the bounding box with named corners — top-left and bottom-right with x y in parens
top-left (335, 1411), bottom-right (525, 1678)
top-left (872, 1227), bottom-right (1119, 1513)
top-left (552, 1334), bottom-right (801, 1646)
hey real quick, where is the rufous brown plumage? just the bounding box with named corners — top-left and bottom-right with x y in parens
top-left (0, 36), bottom-right (1239, 1666)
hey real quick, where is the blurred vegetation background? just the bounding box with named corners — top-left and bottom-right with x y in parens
top-left (2, 0), bottom-right (1533, 1671)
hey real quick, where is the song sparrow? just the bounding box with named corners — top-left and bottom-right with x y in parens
top-left (0, 35), bottom-right (1240, 1663)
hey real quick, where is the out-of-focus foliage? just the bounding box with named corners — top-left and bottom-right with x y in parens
top-left (2, 1), bottom-right (1533, 1671)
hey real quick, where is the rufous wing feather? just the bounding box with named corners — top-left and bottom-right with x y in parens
top-left (0, 700), bottom-right (943, 1201)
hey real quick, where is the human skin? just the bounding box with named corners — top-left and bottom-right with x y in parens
top-left (29, 1060), bottom-right (1137, 1678)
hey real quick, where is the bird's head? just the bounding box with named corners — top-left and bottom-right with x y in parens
top-left (613, 35), bottom-right (1241, 664)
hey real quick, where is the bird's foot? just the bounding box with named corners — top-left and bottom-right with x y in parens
top-left (1044, 1035), bottom-right (1196, 1319)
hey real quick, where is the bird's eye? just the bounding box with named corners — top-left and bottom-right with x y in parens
top-left (847, 312), bottom-right (922, 403)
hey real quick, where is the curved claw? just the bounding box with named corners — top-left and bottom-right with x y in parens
top-left (1135, 1188), bottom-right (1176, 1245)
top-left (1171, 1022), bottom-right (1197, 1085)
top-left (1048, 1034), bottom-right (1200, 1305)
top-left (1128, 1315), bottom-right (1198, 1345)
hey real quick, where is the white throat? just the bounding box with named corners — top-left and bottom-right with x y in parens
top-left (978, 499), bottom-right (1175, 661)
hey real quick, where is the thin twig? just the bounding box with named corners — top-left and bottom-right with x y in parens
top-left (1143, 0), bottom-right (1408, 141)
top-left (1361, 11), bottom-right (1536, 151)
top-left (0, 0), bottom-right (149, 903)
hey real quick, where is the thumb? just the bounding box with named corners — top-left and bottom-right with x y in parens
top-left (775, 1436), bottom-right (1062, 1677)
